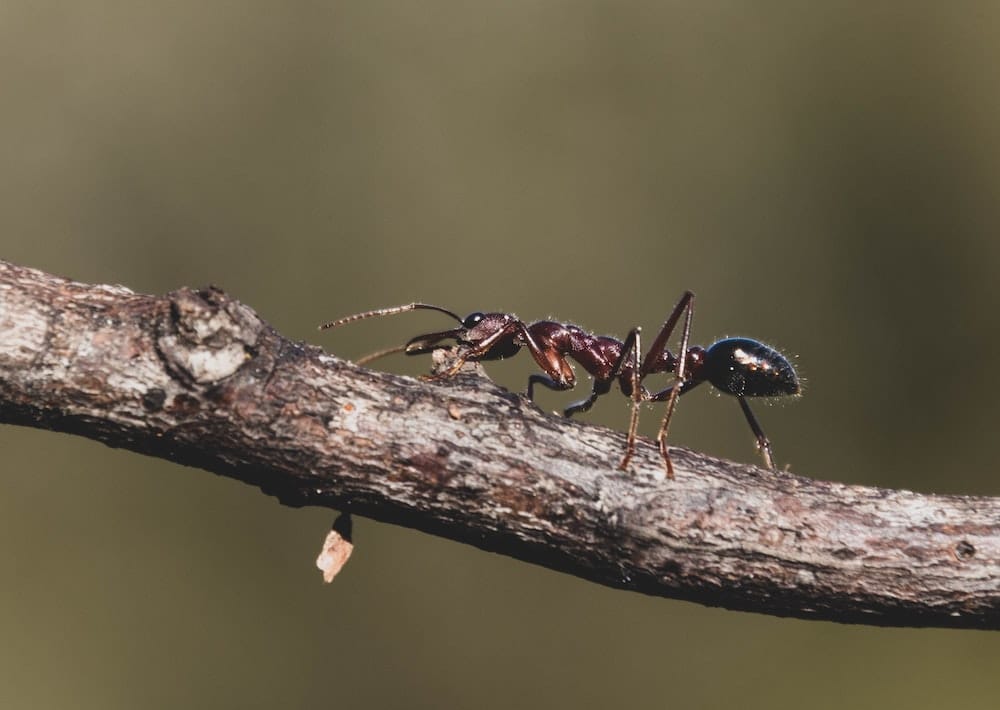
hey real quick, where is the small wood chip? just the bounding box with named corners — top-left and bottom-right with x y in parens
top-left (315, 513), bottom-right (354, 583)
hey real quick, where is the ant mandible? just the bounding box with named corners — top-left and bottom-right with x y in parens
top-left (320, 291), bottom-right (801, 478)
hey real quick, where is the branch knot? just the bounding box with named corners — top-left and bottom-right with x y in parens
top-left (156, 287), bottom-right (262, 385)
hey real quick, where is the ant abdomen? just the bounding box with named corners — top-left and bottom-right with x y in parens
top-left (703, 338), bottom-right (800, 398)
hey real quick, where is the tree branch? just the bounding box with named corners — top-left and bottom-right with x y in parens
top-left (1, 258), bottom-right (998, 629)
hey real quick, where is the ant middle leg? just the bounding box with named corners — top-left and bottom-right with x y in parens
top-left (615, 327), bottom-right (644, 471)
top-left (563, 379), bottom-right (611, 417)
top-left (527, 374), bottom-right (573, 401)
top-left (540, 326), bottom-right (644, 470)
top-left (642, 291), bottom-right (696, 479)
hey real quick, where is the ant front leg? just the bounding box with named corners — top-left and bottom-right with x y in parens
top-left (527, 374), bottom-right (574, 401)
top-left (422, 321), bottom-right (524, 381)
top-left (423, 350), bottom-right (474, 380)
top-left (562, 379), bottom-right (611, 417)
top-left (517, 326), bottom-right (579, 401)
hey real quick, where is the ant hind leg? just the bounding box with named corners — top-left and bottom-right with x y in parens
top-left (737, 397), bottom-right (776, 470)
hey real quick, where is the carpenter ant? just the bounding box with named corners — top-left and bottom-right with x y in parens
top-left (320, 291), bottom-right (800, 478)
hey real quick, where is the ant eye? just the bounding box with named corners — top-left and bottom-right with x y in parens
top-left (463, 312), bottom-right (485, 328)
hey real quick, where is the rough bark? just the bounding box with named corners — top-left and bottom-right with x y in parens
top-left (1, 258), bottom-right (998, 629)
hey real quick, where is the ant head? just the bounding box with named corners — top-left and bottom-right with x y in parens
top-left (454, 312), bottom-right (522, 360)
top-left (405, 311), bottom-right (521, 360)
top-left (462, 312), bottom-right (485, 328)
top-left (702, 337), bottom-right (800, 398)
top-left (320, 303), bottom-right (522, 364)
top-left (457, 312), bottom-right (514, 340)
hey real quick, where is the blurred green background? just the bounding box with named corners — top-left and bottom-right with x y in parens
top-left (3, 1), bottom-right (1000, 708)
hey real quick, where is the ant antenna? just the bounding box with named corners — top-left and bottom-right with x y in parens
top-left (355, 343), bottom-right (408, 366)
top-left (318, 303), bottom-right (464, 331)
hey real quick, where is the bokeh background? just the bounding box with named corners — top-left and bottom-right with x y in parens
top-left (3, 2), bottom-right (1000, 708)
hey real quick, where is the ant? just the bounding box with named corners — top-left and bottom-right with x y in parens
top-left (320, 291), bottom-right (800, 478)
